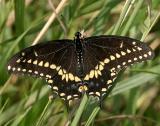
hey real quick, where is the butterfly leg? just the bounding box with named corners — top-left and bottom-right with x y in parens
top-left (99, 94), bottom-right (104, 109)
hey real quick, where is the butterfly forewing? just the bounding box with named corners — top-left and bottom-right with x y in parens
top-left (85, 36), bottom-right (154, 71)
top-left (7, 40), bottom-right (73, 77)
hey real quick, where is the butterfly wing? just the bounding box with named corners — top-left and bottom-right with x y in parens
top-left (7, 35), bottom-right (154, 103)
top-left (83, 35), bottom-right (154, 99)
top-left (7, 40), bottom-right (83, 101)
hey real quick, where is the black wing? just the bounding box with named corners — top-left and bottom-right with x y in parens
top-left (83, 35), bottom-right (154, 99)
top-left (7, 40), bottom-right (83, 101)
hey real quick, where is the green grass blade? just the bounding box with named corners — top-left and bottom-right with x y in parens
top-left (10, 107), bottom-right (31, 126)
top-left (14, 0), bottom-right (25, 48)
top-left (36, 100), bottom-right (51, 126)
top-left (121, 0), bottom-right (144, 36)
top-left (85, 107), bottom-right (100, 126)
top-left (71, 94), bottom-right (88, 126)
top-left (141, 11), bottom-right (160, 41)
top-left (112, 0), bottom-right (133, 35)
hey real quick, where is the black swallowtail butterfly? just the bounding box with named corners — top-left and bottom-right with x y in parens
top-left (7, 32), bottom-right (154, 104)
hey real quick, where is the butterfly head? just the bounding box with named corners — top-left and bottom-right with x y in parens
top-left (75, 32), bottom-right (82, 39)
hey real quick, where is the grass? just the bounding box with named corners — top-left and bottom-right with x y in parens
top-left (0, 0), bottom-right (160, 126)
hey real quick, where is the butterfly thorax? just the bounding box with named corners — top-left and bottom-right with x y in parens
top-left (75, 32), bottom-right (84, 78)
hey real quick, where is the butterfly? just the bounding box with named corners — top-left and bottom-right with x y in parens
top-left (7, 32), bottom-right (154, 105)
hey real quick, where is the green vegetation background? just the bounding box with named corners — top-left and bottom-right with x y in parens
top-left (0, 0), bottom-right (160, 126)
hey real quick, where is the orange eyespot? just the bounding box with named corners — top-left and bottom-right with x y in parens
top-left (83, 85), bottom-right (88, 91)
top-left (78, 85), bottom-right (88, 92)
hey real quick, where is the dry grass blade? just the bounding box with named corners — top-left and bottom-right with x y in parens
top-left (32, 0), bottom-right (68, 45)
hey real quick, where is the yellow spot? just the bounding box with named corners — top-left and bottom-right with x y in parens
top-left (104, 58), bottom-right (110, 63)
top-left (16, 59), bottom-right (21, 63)
top-left (34, 71), bottom-right (38, 74)
top-left (132, 42), bottom-right (136, 45)
top-left (127, 49), bottom-right (131, 53)
top-left (63, 69), bottom-right (66, 73)
top-left (111, 67), bottom-right (115, 71)
top-left (44, 62), bottom-right (49, 67)
top-left (95, 65), bottom-right (98, 70)
top-left (22, 69), bottom-right (26, 72)
top-left (22, 52), bottom-right (25, 56)
top-left (46, 75), bottom-right (51, 78)
top-left (33, 60), bottom-right (38, 65)
top-left (132, 48), bottom-right (136, 52)
top-left (48, 80), bottom-right (53, 83)
top-left (73, 94), bottom-right (78, 97)
top-left (110, 55), bottom-right (115, 60)
top-left (134, 57), bottom-right (137, 61)
top-left (100, 61), bottom-right (105, 66)
top-left (144, 54), bottom-right (147, 57)
top-left (122, 62), bottom-right (126, 65)
top-left (99, 64), bottom-right (104, 71)
top-left (120, 42), bottom-right (123, 48)
top-left (40, 73), bottom-right (44, 76)
top-left (62, 74), bottom-right (65, 80)
top-left (60, 93), bottom-right (65, 96)
top-left (75, 76), bottom-right (81, 82)
top-left (28, 70), bottom-right (32, 73)
top-left (89, 70), bottom-right (94, 78)
top-left (58, 69), bottom-right (63, 75)
top-left (65, 74), bottom-right (69, 82)
top-left (148, 51), bottom-right (152, 56)
top-left (53, 86), bottom-right (58, 90)
top-left (69, 73), bottom-right (74, 81)
top-left (67, 95), bottom-right (72, 100)
top-left (102, 88), bottom-right (107, 92)
top-left (34, 51), bottom-right (38, 56)
top-left (84, 74), bottom-right (89, 80)
top-left (117, 65), bottom-right (121, 68)
top-left (50, 64), bottom-right (56, 69)
top-left (95, 71), bottom-right (98, 78)
top-left (56, 66), bottom-right (60, 71)
top-left (89, 92), bottom-right (94, 95)
top-left (139, 56), bottom-right (142, 59)
top-left (107, 80), bottom-right (112, 84)
top-left (27, 59), bottom-right (32, 63)
top-left (12, 67), bottom-right (16, 71)
top-left (95, 92), bottom-right (100, 96)
top-left (17, 68), bottom-right (21, 71)
top-left (111, 72), bottom-right (116, 76)
top-left (116, 53), bottom-right (121, 58)
top-left (128, 60), bottom-right (132, 63)
top-left (97, 70), bottom-right (102, 76)
top-left (137, 47), bottom-right (142, 51)
top-left (121, 51), bottom-right (126, 56)
top-left (38, 61), bottom-right (43, 66)
top-left (22, 59), bottom-right (26, 62)
top-left (8, 66), bottom-right (11, 70)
